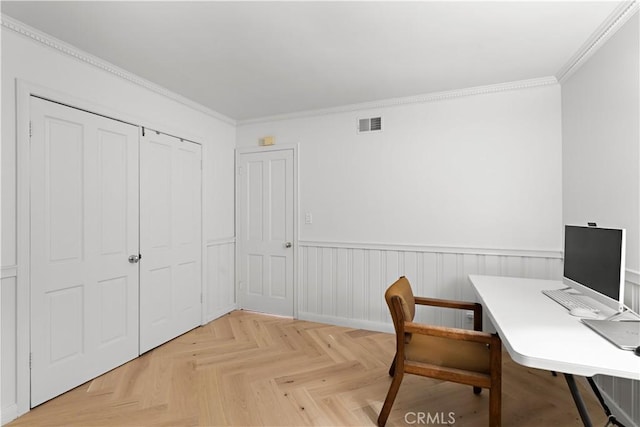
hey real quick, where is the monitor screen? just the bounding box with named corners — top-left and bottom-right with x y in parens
top-left (563, 225), bottom-right (626, 311)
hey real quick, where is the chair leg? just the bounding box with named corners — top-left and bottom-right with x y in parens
top-left (489, 382), bottom-right (501, 427)
top-left (489, 335), bottom-right (502, 427)
top-left (388, 356), bottom-right (396, 377)
top-left (378, 371), bottom-right (404, 427)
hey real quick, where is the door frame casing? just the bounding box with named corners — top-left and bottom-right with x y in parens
top-left (13, 80), bottom-right (207, 418)
top-left (235, 144), bottom-right (299, 318)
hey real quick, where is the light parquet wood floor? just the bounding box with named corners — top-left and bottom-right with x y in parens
top-left (9, 310), bottom-right (607, 426)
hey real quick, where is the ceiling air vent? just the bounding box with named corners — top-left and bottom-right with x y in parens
top-left (358, 116), bottom-right (382, 133)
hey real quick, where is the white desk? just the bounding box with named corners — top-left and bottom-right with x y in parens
top-left (469, 275), bottom-right (640, 426)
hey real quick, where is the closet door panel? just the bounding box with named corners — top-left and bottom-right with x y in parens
top-left (30, 97), bottom-right (139, 407)
top-left (140, 132), bottom-right (202, 353)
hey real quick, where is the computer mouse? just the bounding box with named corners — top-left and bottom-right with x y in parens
top-left (569, 307), bottom-right (601, 319)
top-left (635, 346), bottom-right (640, 357)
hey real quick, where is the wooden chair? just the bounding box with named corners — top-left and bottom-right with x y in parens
top-left (378, 276), bottom-right (502, 427)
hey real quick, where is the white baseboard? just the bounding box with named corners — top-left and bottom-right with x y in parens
top-left (297, 311), bottom-right (394, 334)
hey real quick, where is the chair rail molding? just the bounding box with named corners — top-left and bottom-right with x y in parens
top-left (1, 265), bottom-right (18, 279)
top-left (206, 237), bottom-right (236, 247)
top-left (298, 240), bottom-right (563, 259)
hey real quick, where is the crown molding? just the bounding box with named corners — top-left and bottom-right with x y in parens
top-left (237, 76), bottom-right (558, 126)
top-left (557, 1), bottom-right (639, 83)
top-left (1, 14), bottom-right (236, 126)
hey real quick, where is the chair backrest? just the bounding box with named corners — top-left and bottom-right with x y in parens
top-left (384, 276), bottom-right (416, 335)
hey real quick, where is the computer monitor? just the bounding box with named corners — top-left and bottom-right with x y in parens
top-left (563, 225), bottom-right (626, 312)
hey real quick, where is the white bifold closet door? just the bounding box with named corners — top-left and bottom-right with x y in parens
top-left (140, 131), bottom-right (202, 353)
top-left (30, 97), bottom-right (140, 406)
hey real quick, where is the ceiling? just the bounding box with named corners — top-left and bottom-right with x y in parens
top-left (1, 1), bottom-right (626, 121)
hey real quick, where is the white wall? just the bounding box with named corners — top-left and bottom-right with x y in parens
top-left (562, 14), bottom-right (640, 276)
top-left (561, 12), bottom-right (640, 427)
top-left (1, 22), bottom-right (236, 422)
top-left (238, 85), bottom-right (563, 250)
top-left (238, 83), bottom-right (564, 329)
top-left (238, 86), bottom-right (564, 253)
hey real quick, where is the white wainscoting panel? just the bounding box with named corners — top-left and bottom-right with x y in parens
top-left (1, 272), bottom-right (19, 424)
top-left (298, 241), bottom-right (563, 331)
top-left (204, 239), bottom-right (236, 323)
top-left (624, 270), bottom-right (640, 313)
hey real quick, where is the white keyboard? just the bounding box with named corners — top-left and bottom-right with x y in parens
top-left (542, 289), bottom-right (599, 313)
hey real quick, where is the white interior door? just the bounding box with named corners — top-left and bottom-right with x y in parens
top-left (140, 131), bottom-right (202, 353)
top-left (30, 97), bottom-right (140, 406)
top-left (238, 149), bottom-right (294, 316)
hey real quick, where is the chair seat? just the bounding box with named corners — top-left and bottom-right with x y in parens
top-left (405, 334), bottom-right (491, 374)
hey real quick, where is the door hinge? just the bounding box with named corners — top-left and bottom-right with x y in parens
top-left (29, 121), bottom-right (32, 139)
top-left (30, 352), bottom-right (33, 369)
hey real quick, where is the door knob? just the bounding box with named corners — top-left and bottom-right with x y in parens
top-left (128, 254), bottom-right (140, 263)
top-left (284, 242), bottom-right (292, 248)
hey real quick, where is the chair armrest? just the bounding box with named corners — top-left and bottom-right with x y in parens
top-left (414, 297), bottom-right (483, 331)
top-left (404, 321), bottom-right (495, 345)
top-left (415, 296), bottom-right (477, 311)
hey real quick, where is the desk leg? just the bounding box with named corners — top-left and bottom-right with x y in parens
top-left (586, 377), bottom-right (625, 427)
top-left (564, 374), bottom-right (593, 427)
